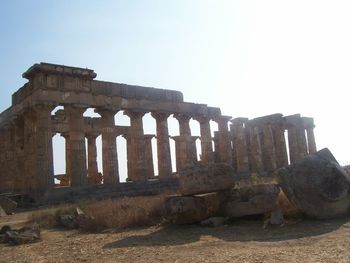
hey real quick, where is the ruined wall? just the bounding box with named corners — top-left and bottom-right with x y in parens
top-left (0, 63), bottom-right (317, 198)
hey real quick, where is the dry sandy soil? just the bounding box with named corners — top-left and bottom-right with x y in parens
top-left (1, 211), bottom-right (350, 263)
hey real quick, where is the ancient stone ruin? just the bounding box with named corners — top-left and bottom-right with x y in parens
top-left (0, 63), bottom-right (317, 200)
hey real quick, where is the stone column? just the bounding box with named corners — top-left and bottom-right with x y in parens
top-left (189, 136), bottom-right (199, 163)
top-left (174, 113), bottom-right (195, 170)
top-left (272, 123), bottom-right (289, 167)
top-left (194, 116), bottom-right (214, 164)
top-left (124, 110), bottom-right (147, 181)
top-left (12, 117), bottom-right (25, 192)
top-left (231, 118), bottom-right (249, 173)
top-left (285, 115), bottom-right (308, 163)
top-left (213, 115), bottom-right (232, 165)
top-left (122, 133), bottom-right (132, 181)
top-left (303, 117), bottom-right (317, 154)
top-left (86, 133), bottom-right (100, 185)
top-left (23, 111), bottom-right (36, 192)
top-left (144, 135), bottom-right (155, 179)
top-left (171, 136), bottom-right (182, 171)
top-left (96, 108), bottom-right (119, 184)
top-left (61, 132), bottom-right (71, 186)
top-left (213, 131), bottom-right (220, 162)
top-left (65, 105), bottom-right (87, 187)
top-left (247, 123), bottom-right (264, 173)
top-left (260, 124), bottom-right (277, 172)
top-left (306, 127), bottom-right (317, 154)
top-left (151, 112), bottom-right (172, 179)
top-left (32, 104), bottom-right (55, 193)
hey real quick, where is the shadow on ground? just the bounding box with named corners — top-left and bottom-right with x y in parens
top-left (103, 217), bottom-right (350, 249)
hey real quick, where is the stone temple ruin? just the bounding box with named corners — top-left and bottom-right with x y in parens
top-left (0, 63), bottom-right (317, 201)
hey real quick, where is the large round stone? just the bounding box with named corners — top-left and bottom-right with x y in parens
top-left (277, 148), bottom-right (350, 219)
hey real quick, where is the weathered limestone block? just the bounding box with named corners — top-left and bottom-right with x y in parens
top-left (277, 148), bottom-right (350, 219)
top-left (175, 163), bottom-right (234, 196)
top-left (224, 184), bottom-right (280, 218)
top-left (165, 192), bottom-right (221, 224)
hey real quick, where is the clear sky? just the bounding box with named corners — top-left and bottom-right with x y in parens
top-left (1, 0), bottom-right (350, 179)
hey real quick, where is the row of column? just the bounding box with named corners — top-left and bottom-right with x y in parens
top-left (59, 108), bottom-right (232, 187)
top-left (227, 115), bottom-right (317, 174)
top-left (0, 103), bottom-right (318, 195)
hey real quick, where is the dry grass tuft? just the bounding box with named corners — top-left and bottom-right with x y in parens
top-left (83, 194), bottom-right (167, 229)
top-left (27, 204), bottom-right (76, 228)
top-left (28, 193), bottom-right (170, 230)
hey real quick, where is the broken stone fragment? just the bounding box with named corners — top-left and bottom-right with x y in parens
top-left (58, 214), bottom-right (78, 229)
top-left (224, 184), bottom-right (281, 218)
top-left (0, 205), bottom-right (7, 217)
top-left (277, 148), bottom-right (350, 219)
top-left (165, 192), bottom-right (222, 224)
top-left (3, 224), bottom-right (41, 245)
top-left (200, 217), bottom-right (227, 227)
top-left (0, 197), bottom-right (17, 214)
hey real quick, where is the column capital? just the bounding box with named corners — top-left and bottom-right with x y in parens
top-left (60, 132), bottom-right (69, 139)
top-left (193, 115), bottom-right (211, 124)
top-left (86, 132), bottom-right (100, 139)
top-left (151, 111), bottom-right (171, 121)
top-left (144, 134), bottom-right (155, 140)
top-left (170, 135), bottom-right (181, 141)
top-left (173, 113), bottom-right (192, 123)
top-left (213, 115), bottom-right (232, 123)
top-left (124, 110), bottom-right (147, 119)
top-left (231, 117), bottom-right (249, 126)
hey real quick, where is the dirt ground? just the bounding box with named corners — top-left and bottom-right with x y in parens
top-left (1, 211), bottom-right (350, 263)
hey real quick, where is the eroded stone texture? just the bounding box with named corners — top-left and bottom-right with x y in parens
top-left (231, 118), bottom-right (249, 173)
top-left (86, 133), bottom-right (100, 185)
top-left (194, 115), bottom-right (214, 164)
top-left (151, 112), bottom-right (172, 179)
top-left (124, 110), bottom-right (147, 182)
top-left (96, 108), bottom-right (119, 184)
top-left (278, 148), bottom-right (350, 219)
top-left (144, 135), bottom-right (155, 179)
top-left (175, 163), bottom-right (234, 196)
top-left (65, 105), bottom-right (87, 187)
top-left (165, 192), bottom-right (221, 224)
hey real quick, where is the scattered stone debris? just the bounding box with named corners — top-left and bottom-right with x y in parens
top-left (57, 207), bottom-right (98, 232)
top-left (224, 184), bottom-right (281, 218)
top-left (0, 196), bottom-right (17, 214)
top-left (0, 224), bottom-right (41, 245)
top-left (278, 148), bottom-right (350, 219)
top-left (75, 208), bottom-right (98, 232)
top-left (0, 205), bottom-right (7, 217)
top-left (165, 192), bottom-right (222, 225)
top-left (59, 214), bottom-right (78, 229)
top-left (200, 217), bottom-right (227, 227)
